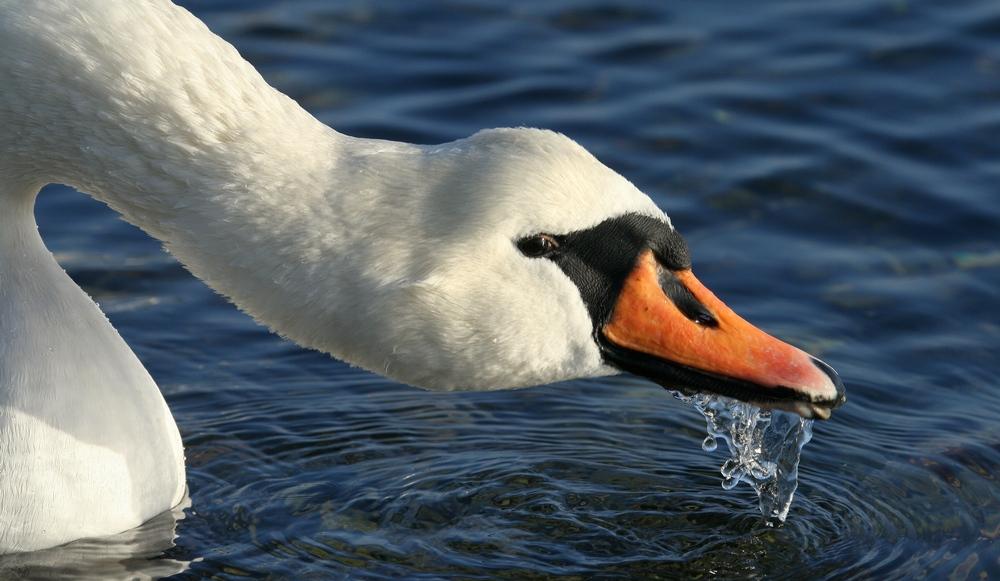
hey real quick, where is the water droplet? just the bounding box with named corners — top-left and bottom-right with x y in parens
top-left (680, 392), bottom-right (815, 522)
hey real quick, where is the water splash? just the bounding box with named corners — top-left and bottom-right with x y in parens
top-left (677, 393), bottom-right (814, 523)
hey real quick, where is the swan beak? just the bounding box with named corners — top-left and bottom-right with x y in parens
top-left (600, 250), bottom-right (845, 419)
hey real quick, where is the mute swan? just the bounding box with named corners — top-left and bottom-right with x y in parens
top-left (0, 0), bottom-right (844, 554)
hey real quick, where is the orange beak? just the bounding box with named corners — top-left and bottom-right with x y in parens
top-left (601, 250), bottom-right (845, 418)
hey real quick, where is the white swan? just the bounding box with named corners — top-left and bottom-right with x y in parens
top-left (0, 0), bottom-right (844, 554)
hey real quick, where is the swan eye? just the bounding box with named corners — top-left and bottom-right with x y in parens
top-left (517, 234), bottom-right (560, 258)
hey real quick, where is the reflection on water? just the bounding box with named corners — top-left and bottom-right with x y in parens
top-left (0, 498), bottom-right (191, 581)
top-left (21, 0), bottom-right (1000, 578)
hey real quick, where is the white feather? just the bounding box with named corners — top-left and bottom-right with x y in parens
top-left (0, 0), bottom-right (670, 552)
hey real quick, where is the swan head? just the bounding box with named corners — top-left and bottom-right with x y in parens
top-left (282, 128), bottom-right (844, 418)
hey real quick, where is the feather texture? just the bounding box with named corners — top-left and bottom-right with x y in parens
top-left (0, 0), bottom-right (669, 552)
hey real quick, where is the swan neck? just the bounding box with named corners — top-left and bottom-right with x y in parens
top-left (0, 0), bottom-right (425, 384)
top-left (0, 0), bottom-right (341, 241)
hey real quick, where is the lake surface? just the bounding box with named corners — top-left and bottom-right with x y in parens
top-left (7, 0), bottom-right (1000, 578)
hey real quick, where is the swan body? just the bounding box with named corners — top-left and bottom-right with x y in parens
top-left (0, 0), bottom-right (843, 553)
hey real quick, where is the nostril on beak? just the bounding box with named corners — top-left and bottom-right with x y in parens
top-left (656, 266), bottom-right (718, 328)
top-left (811, 356), bottom-right (846, 406)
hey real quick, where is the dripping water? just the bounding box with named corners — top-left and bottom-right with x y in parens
top-left (676, 393), bottom-right (814, 523)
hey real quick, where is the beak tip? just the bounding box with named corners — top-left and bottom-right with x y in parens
top-left (809, 355), bottom-right (846, 408)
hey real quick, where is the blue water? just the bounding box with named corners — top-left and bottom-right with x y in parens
top-left (7, 0), bottom-right (1000, 578)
